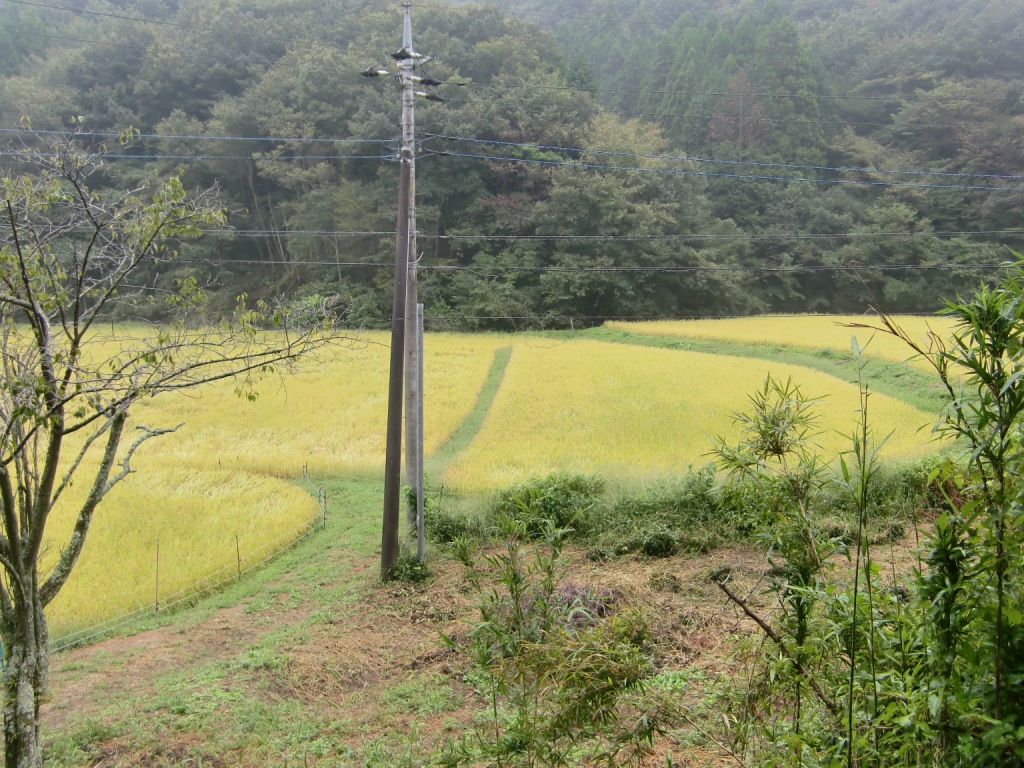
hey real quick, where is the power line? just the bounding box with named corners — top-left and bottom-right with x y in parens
top-left (0, 127), bottom-right (393, 145)
top-left (425, 150), bottom-right (1024, 192)
top-left (0, 150), bottom-right (391, 161)
top-left (212, 228), bottom-right (1024, 241)
top-left (10, 125), bottom-right (1011, 183)
top-left (165, 256), bottom-right (1011, 275)
top-left (423, 134), bottom-right (1024, 181)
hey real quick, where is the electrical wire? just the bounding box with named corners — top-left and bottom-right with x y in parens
top-left (4, 128), bottom-right (1011, 185)
top-left (426, 149), bottom-right (1024, 192)
top-left (423, 133), bottom-right (1024, 181)
top-left (210, 228), bottom-right (1024, 241)
top-left (164, 256), bottom-right (1010, 275)
top-left (0, 127), bottom-right (393, 145)
top-left (0, 150), bottom-right (391, 161)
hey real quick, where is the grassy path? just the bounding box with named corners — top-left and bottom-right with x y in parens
top-left (567, 327), bottom-right (947, 414)
top-left (426, 345), bottom-right (513, 476)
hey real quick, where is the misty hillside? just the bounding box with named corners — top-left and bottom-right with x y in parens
top-left (1, 0), bottom-right (1021, 326)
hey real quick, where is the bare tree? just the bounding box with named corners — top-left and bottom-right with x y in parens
top-left (0, 134), bottom-right (337, 767)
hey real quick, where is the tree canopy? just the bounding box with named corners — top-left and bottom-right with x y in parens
top-left (1, 0), bottom-right (1020, 327)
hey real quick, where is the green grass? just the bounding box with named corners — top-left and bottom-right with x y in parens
top-left (60, 473), bottom-right (385, 646)
top-left (46, 473), bottom-right (389, 765)
top-left (379, 674), bottom-right (462, 716)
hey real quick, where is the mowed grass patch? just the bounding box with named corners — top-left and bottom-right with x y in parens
top-left (442, 339), bottom-right (939, 490)
top-left (608, 315), bottom-right (958, 369)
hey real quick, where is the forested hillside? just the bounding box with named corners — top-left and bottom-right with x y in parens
top-left (1, 0), bottom-right (1021, 327)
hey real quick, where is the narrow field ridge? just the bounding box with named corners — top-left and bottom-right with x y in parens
top-left (427, 345), bottom-right (513, 474)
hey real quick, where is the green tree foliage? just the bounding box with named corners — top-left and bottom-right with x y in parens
top-left (0, 0), bottom-right (1020, 322)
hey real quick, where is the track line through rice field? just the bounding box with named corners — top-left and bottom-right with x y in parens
top-left (427, 346), bottom-right (513, 476)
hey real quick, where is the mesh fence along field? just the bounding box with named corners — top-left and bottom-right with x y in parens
top-left (441, 339), bottom-right (939, 490)
top-left (608, 315), bottom-right (958, 369)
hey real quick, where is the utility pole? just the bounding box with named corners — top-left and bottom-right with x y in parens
top-left (400, 3), bottom-right (421, 541)
top-left (380, 133), bottom-right (411, 582)
top-left (362, 2), bottom-right (446, 579)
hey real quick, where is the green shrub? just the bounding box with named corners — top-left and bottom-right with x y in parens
top-left (592, 469), bottom-right (721, 557)
top-left (391, 546), bottom-right (431, 583)
top-left (427, 506), bottom-right (485, 544)
top-left (489, 472), bottom-right (604, 538)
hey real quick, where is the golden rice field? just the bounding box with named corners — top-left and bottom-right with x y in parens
top-left (608, 315), bottom-right (959, 370)
top-left (126, 331), bottom-right (508, 477)
top-left (46, 331), bottom-right (509, 637)
top-left (441, 338), bottom-right (939, 490)
top-left (45, 320), bottom-right (948, 638)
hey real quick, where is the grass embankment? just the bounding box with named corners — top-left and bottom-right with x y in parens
top-left (607, 315), bottom-right (956, 370)
top-left (582, 324), bottom-right (949, 414)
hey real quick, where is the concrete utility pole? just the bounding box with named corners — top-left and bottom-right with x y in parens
top-left (363, 2), bottom-right (443, 579)
top-left (400, 3), bottom-right (421, 542)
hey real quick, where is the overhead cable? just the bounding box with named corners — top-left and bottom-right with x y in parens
top-left (425, 150), bottom-right (1024, 192)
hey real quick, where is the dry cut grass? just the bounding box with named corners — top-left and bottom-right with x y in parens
top-left (442, 338), bottom-right (940, 490)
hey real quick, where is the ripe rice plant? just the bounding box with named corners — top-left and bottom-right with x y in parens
top-left (442, 339), bottom-right (937, 490)
top-left (42, 465), bottom-right (317, 639)
top-left (609, 315), bottom-right (956, 369)
top-left (126, 331), bottom-right (508, 477)
top-left (43, 329), bottom-right (507, 638)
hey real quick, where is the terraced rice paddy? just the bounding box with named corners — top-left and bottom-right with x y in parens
top-left (441, 338), bottom-right (938, 489)
top-left (608, 314), bottom-right (958, 369)
top-left (46, 319), bottom-right (948, 638)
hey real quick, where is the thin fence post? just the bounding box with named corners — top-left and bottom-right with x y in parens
top-left (236, 534), bottom-right (242, 580)
top-left (323, 490), bottom-right (328, 528)
top-left (154, 539), bottom-right (160, 613)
